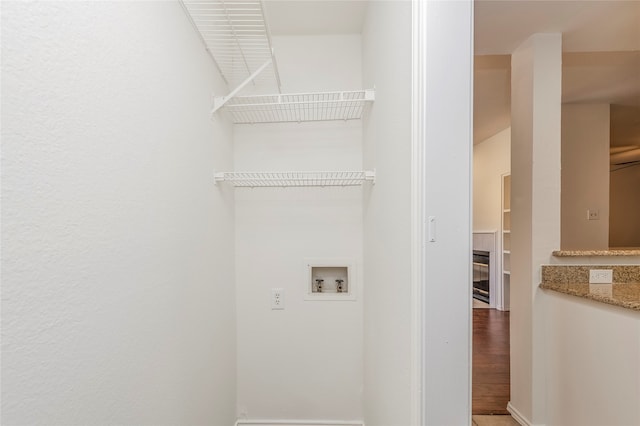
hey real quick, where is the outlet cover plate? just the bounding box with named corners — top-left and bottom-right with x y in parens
top-left (589, 269), bottom-right (613, 284)
top-left (271, 288), bottom-right (284, 310)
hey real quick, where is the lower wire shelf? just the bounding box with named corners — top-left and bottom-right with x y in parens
top-left (214, 170), bottom-right (376, 188)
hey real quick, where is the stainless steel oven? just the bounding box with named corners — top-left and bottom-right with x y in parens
top-left (473, 250), bottom-right (490, 303)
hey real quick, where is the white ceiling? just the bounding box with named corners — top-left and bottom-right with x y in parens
top-left (475, 0), bottom-right (640, 55)
top-left (258, 0), bottom-right (639, 145)
top-left (263, 0), bottom-right (640, 47)
top-left (264, 0), bottom-right (366, 36)
top-left (474, 1), bottom-right (640, 144)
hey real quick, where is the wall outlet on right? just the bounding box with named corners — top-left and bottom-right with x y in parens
top-left (589, 269), bottom-right (613, 284)
top-left (587, 209), bottom-right (600, 220)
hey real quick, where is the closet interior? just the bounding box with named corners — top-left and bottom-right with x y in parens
top-left (183, 0), bottom-right (376, 188)
top-left (179, 0), bottom-right (409, 423)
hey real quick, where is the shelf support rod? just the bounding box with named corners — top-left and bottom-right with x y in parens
top-left (212, 59), bottom-right (273, 114)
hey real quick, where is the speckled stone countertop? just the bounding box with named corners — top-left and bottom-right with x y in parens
top-left (552, 249), bottom-right (640, 257)
top-left (541, 265), bottom-right (640, 311)
top-left (540, 282), bottom-right (640, 311)
top-left (542, 265), bottom-right (640, 283)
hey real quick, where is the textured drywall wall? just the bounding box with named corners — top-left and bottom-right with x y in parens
top-left (234, 34), bottom-right (364, 421)
top-left (361, 2), bottom-right (413, 424)
top-left (561, 104), bottom-right (610, 250)
top-left (1, 2), bottom-right (236, 425)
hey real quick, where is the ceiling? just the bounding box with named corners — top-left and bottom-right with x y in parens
top-left (260, 0), bottom-right (639, 145)
top-left (473, 1), bottom-right (640, 144)
top-left (264, 0), bottom-right (366, 36)
top-left (475, 0), bottom-right (640, 55)
top-left (563, 51), bottom-right (640, 107)
top-left (263, 0), bottom-right (640, 50)
top-left (475, 50), bottom-right (640, 143)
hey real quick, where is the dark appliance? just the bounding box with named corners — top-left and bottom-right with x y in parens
top-left (473, 250), bottom-right (490, 303)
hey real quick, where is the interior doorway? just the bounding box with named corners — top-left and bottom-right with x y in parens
top-left (472, 307), bottom-right (511, 415)
top-left (471, 52), bottom-right (512, 419)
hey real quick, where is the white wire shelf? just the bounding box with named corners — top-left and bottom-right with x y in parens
top-left (214, 170), bottom-right (376, 187)
top-left (221, 89), bottom-right (376, 124)
top-left (182, 2), bottom-right (375, 124)
top-left (181, 0), bottom-right (281, 91)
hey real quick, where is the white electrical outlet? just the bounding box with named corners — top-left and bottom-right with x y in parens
top-left (271, 288), bottom-right (284, 310)
top-left (589, 269), bottom-right (613, 284)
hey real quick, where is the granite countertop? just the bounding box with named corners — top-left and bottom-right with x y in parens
top-left (540, 282), bottom-right (640, 311)
top-left (552, 249), bottom-right (640, 257)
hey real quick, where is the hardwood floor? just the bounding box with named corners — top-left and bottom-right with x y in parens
top-left (472, 307), bottom-right (510, 415)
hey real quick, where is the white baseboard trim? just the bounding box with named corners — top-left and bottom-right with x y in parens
top-left (235, 420), bottom-right (364, 426)
top-left (507, 402), bottom-right (544, 426)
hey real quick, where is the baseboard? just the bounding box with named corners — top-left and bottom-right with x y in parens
top-left (235, 420), bottom-right (364, 426)
top-left (507, 402), bottom-right (544, 426)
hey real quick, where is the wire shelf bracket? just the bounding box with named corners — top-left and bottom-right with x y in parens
top-left (211, 58), bottom-right (273, 114)
top-left (214, 170), bottom-right (376, 188)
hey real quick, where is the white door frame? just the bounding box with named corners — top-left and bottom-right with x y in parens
top-left (411, 1), bottom-right (474, 424)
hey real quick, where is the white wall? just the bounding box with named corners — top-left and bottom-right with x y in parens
top-left (510, 34), bottom-right (562, 425)
top-left (1, 2), bottom-right (236, 425)
top-left (473, 127), bottom-right (511, 232)
top-left (234, 35), bottom-right (364, 422)
top-left (544, 292), bottom-right (640, 426)
top-left (361, 2), bottom-right (413, 424)
top-left (561, 104), bottom-right (610, 250)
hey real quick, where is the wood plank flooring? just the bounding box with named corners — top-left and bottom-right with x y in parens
top-left (472, 308), bottom-right (510, 415)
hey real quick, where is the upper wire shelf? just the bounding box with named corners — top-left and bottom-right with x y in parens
top-left (221, 89), bottom-right (376, 124)
top-left (182, 2), bottom-right (375, 124)
top-left (214, 170), bottom-right (376, 187)
top-left (181, 0), bottom-right (281, 91)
